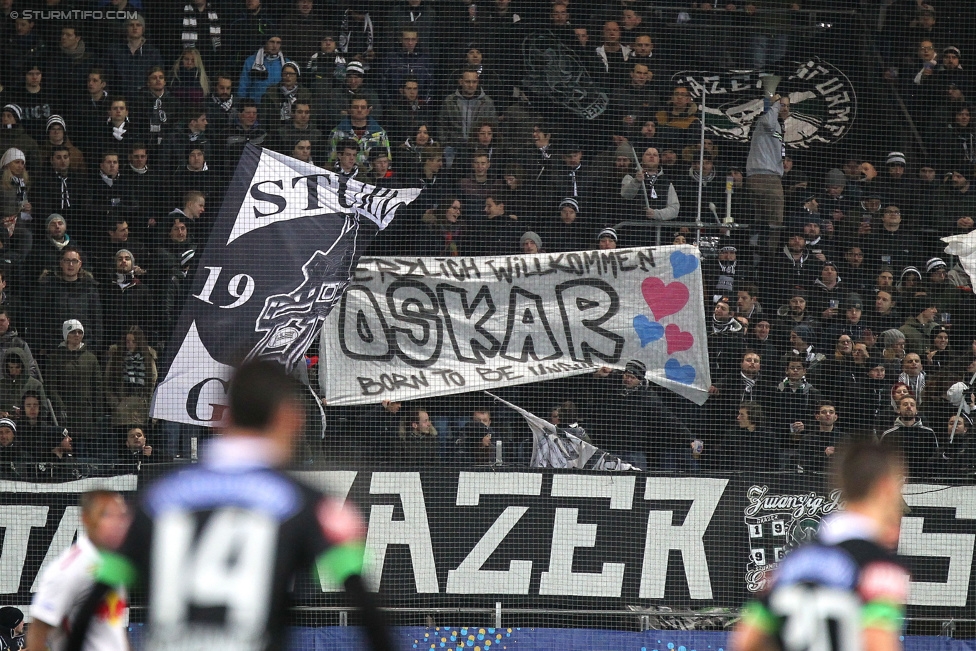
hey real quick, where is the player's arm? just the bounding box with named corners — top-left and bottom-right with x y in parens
top-left (732, 601), bottom-right (780, 651)
top-left (314, 498), bottom-right (393, 651)
top-left (864, 628), bottom-right (901, 651)
top-left (25, 619), bottom-right (55, 651)
top-left (860, 561), bottom-right (909, 651)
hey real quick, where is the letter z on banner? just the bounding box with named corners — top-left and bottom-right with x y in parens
top-left (151, 144), bottom-right (422, 425)
top-left (320, 246), bottom-right (711, 405)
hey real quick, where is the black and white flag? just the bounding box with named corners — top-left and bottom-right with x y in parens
top-left (488, 393), bottom-right (639, 471)
top-left (151, 145), bottom-right (422, 425)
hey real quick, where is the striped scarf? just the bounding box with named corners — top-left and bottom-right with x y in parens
top-left (182, 2), bottom-right (221, 52)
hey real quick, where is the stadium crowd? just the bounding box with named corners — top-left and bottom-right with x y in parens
top-left (0, 0), bottom-right (971, 478)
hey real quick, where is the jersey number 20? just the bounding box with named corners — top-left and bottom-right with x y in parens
top-left (770, 585), bottom-right (862, 651)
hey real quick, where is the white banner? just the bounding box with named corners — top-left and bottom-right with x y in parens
top-left (320, 245), bottom-right (711, 405)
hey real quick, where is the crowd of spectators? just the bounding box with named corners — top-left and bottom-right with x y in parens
top-left (0, 0), bottom-right (971, 478)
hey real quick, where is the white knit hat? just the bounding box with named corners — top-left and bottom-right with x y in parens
top-left (0, 148), bottom-right (25, 168)
top-left (62, 319), bottom-right (84, 340)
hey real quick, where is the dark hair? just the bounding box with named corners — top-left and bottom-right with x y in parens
top-left (20, 390), bottom-right (41, 410)
top-left (406, 407), bottom-right (428, 425)
top-left (50, 145), bottom-right (70, 157)
top-left (146, 65), bottom-right (165, 80)
top-left (337, 138), bottom-right (358, 154)
top-left (61, 245), bottom-right (82, 262)
top-left (738, 402), bottom-right (764, 427)
top-left (832, 441), bottom-right (904, 501)
top-left (785, 353), bottom-right (806, 368)
top-left (556, 400), bottom-right (578, 423)
top-left (228, 360), bottom-right (303, 429)
top-left (89, 67), bottom-right (106, 79)
top-left (185, 104), bottom-right (207, 120)
top-left (739, 283), bottom-right (759, 298)
top-left (421, 144), bottom-right (444, 163)
top-left (240, 98), bottom-right (258, 110)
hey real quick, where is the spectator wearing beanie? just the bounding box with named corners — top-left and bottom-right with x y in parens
top-left (597, 227), bottom-right (618, 250)
top-left (546, 197), bottom-right (590, 253)
top-left (0, 416), bottom-right (22, 471)
top-left (239, 34), bottom-right (291, 102)
top-left (31, 213), bottom-right (72, 281)
top-left (0, 606), bottom-right (25, 651)
top-left (0, 147), bottom-right (31, 226)
top-left (817, 168), bottom-right (854, 235)
top-left (46, 319), bottom-right (104, 456)
top-left (39, 115), bottom-right (84, 174)
top-left (520, 231), bottom-right (543, 254)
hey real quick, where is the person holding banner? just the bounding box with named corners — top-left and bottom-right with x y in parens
top-left (746, 75), bottom-right (789, 253)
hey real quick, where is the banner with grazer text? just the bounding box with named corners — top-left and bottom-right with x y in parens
top-left (3, 470), bottom-right (975, 619)
top-left (319, 245), bottom-right (711, 405)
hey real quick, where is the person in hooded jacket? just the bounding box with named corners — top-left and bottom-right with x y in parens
top-left (0, 308), bottom-right (38, 379)
top-left (44, 319), bottom-right (103, 457)
top-left (16, 390), bottom-right (70, 478)
top-left (0, 347), bottom-right (46, 415)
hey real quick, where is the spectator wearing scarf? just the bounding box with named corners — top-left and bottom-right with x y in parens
top-left (238, 35), bottom-right (291, 102)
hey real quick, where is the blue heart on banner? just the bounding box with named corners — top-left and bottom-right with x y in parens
top-left (665, 358), bottom-right (696, 384)
top-left (670, 250), bottom-right (699, 278)
top-left (632, 315), bottom-right (664, 347)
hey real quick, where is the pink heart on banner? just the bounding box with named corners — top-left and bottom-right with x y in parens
top-left (641, 277), bottom-right (690, 320)
top-left (665, 324), bottom-right (694, 355)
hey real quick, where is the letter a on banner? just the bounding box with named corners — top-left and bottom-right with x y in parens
top-left (152, 145), bottom-right (422, 425)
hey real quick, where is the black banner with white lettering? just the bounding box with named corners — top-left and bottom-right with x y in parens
top-left (1, 471), bottom-right (974, 618)
top-left (150, 145), bottom-right (422, 425)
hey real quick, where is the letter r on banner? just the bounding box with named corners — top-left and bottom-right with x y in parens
top-left (639, 478), bottom-right (728, 599)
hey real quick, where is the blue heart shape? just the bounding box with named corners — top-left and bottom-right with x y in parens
top-left (633, 315), bottom-right (664, 347)
top-left (665, 358), bottom-right (697, 385)
top-left (670, 250), bottom-right (699, 278)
